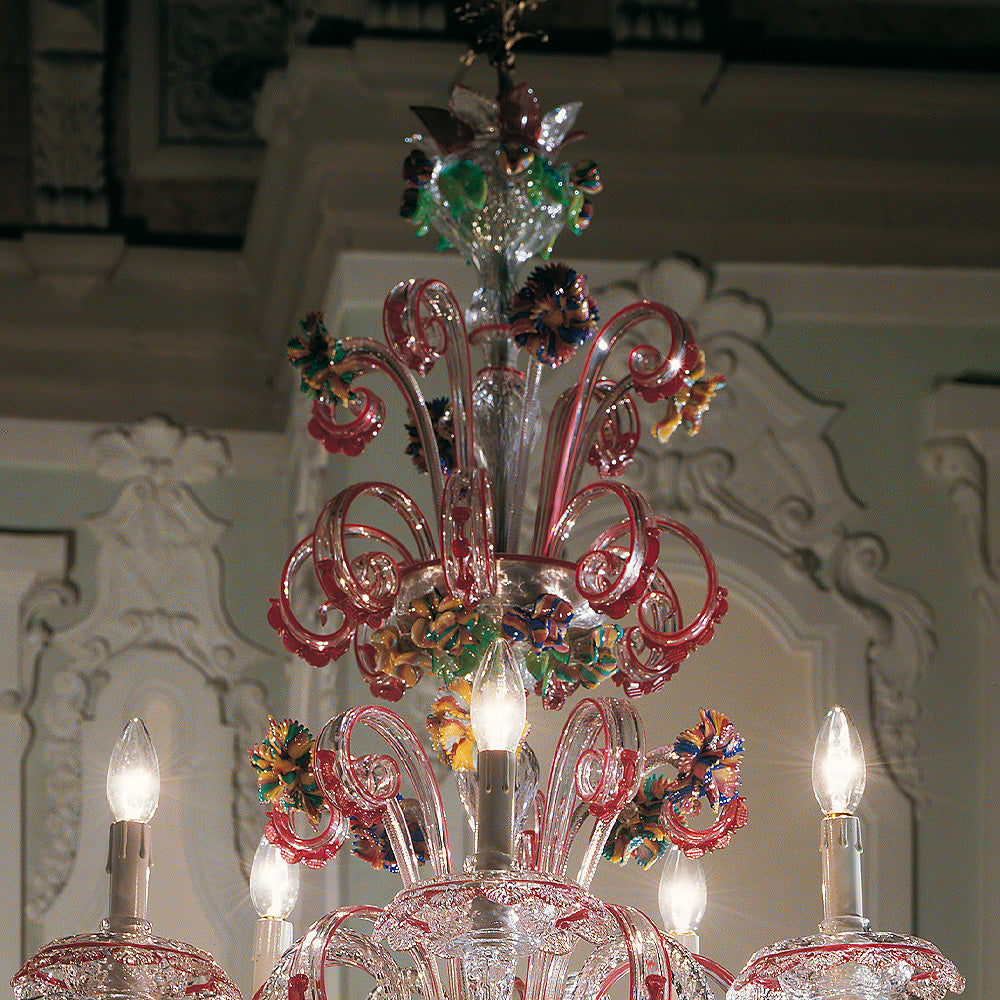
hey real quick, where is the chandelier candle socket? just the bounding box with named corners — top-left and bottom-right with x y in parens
top-left (250, 835), bottom-right (300, 992)
top-left (106, 719), bottom-right (159, 934)
top-left (471, 638), bottom-right (527, 871)
top-left (812, 706), bottom-right (867, 934)
top-left (728, 706), bottom-right (965, 999)
top-left (12, 720), bottom-right (240, 1000)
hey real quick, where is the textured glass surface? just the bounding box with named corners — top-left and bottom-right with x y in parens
top-left (12, 929), bottom-right (240, 1000)
top-left (372, 871), bottom-right (613, 957)
top-left (729, 932), bottom-right (966, 1000)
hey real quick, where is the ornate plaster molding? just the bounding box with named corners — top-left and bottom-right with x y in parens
top-left (0, 530), bottom-right (76, 986)
top-left (30, 0), bottom-right (107, 227)
top-left (31, 417), bottom-right (270, 928)
top-left (596, 258), bottom-right (936, 806)
top-left (923, 383), bottom-right (1000, 979)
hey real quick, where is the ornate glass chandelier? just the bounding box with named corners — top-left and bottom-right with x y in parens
top-left (9, 4), bottom-right (969, 1000)
top-left (254, 6), bottom-right (965, 1000)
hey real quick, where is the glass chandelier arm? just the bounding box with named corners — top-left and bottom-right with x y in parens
top-left (533, 301), bottom-right (694, 557)
top-left (574, 379), bottom-right (639, 482)
top-left (307, 388), bottom-right (385, 457)
top-left (536, 698), bottom-right (644, 881)
top-left (440, 467), bottom-right (497, 604)
top-left (524, 951), bottom-right (574, 1000)
top-left (268, 908), bottom-right (409, 1000)
top-left (337, 338), bottom-right (447, 511)
top-left (409, 946), bottom-right (453, 1000)
top-left (546, 483), bottom-right (658, 621)
top-left (617, 518), bottom-right (728, 697)
top-left (315, 706), bottom-right (453, 883)
top-left (530, 384), bottom-right (577, 557)
top-left (691, 952), bottom-right (736, 991)
top-left (506, 355), bottom-right (545, 553)
top-left (531, 381), bottom-right (640, 559)
top-left (565, 937), bottom-right (629, 1000)
top-left (266, 804), bottom-right (351, 869)
top-left (574, 813), bottom-right (619, 890)
top-left (313, 483), bottom-right (436, 630)
top-left (271, 536), bottom-right (357, 664)
top-left (606, 905), bottom-right (674, 1000)
top-left (383, 279), bottom-right (476, 473)
top-left (568, 934), bottom-right (716, 1000)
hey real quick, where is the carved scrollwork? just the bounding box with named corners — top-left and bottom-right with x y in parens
top-left (595, 258), bottom-right (940, 806)
top-left (830, 534), bottom-right (934, 807)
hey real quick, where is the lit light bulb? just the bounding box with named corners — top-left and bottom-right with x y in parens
top-left (812, 706), bottom-right (866, 815)
top-left (470, 638), bottom-right (526, 752)
top-left (250, 835), bottom-right (300, 919)
top-left (658, 846), bottom-right (707, 937)
top-left (106, 718), bottom-right (160, 823)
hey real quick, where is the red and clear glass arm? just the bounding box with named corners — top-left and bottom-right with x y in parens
top-left (535, 698), bottom-right (643, 883)
top-left (314, 706), bottom-right (453, 883)
top-left (383, 279), bottom-right (476, 473)
top-left (335, 338), bottom-right (447, 511)
top-left (312, 481), bottom-right (436, 629)
top-left (532, 300), bottom-right (694, 556)
top-left (440, 467), bottom-right (496, 605)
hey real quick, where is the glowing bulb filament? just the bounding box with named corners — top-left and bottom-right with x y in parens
top-left (470, 638), bottom-right (526, 752)
top-left (250, 835), bottom-right (299, 919)
top-left (106, 718), bottom-right (160, 823)
top-left (812, 706), bottom-right (866, 815)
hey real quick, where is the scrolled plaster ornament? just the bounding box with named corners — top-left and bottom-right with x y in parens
top-left (595, 257), bottom-right (936, 806)
top-left (35, 416), bottom-right (272, 941)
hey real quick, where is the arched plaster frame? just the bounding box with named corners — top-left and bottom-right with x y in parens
top-left (23, 416), bottom-right (272, 999)
top-left (596, 258), bottom-right (934, 813)
top-left (0, 529), bottom-right (76, 989)
top-left (923, 381), bottom-right (1000, 986)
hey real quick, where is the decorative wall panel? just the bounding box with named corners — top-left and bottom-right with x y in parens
top-left (23, 416), bottom-right (271, 997)
top-left (0, 529), bottom-right (75, 990)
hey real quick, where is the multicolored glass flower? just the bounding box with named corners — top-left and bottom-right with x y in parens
top-left (502, 593), bottom-right (574, 653)
top-left (405, 397), bottom-right (456, 474)
top-left (399, 83), bottom-right (602, 254)
top-left (426, 678), bottom-right (477, 771)
top-left (366, 590), bottom-right (496, 692)
top-left (651, 350), bottom-right (727, 443)
top-left (370, 624), bottom-right (426, 691)
top-left (603, 773), bottom-right (675, 869)
top-left (663, 708), bottom-right (743, 816)
top-left (351, 795), bottom-right (428, 872)
top-left (249, 717), bottom-right (325, 826)
top-left (509, 263), bottom-right (599, 367)
top-left (286, 311), bottom-right (361, 404)
top-left (578, 624), bottom-right (621, 689)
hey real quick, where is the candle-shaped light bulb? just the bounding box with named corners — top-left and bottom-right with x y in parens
top-left (250, 835), bottom-right (299, 920)
top-left (812, 706), bottom-right (866, 815)
top-left (251, 835), bottom-right (298, 991)
top-left (813, 706), bottom-right (869, 934)
top-left (470, 638), bottom-right (526, 752)
top-left (658, 846), bottom-right (707, 953)
top-left (107, 719), bottom-right (160, 823)
top-left (658, 846), bottom-right (707, 934)
top-left (470, 638), bottom-right (525, 872)
top-left (105, 719), bottom-right (158, 932)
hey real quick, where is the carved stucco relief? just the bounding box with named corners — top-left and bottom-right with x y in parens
top-left (923, 381), bottom-right (1000, 980)
top-left (26, 416), bottom-right (271, 946)
top-left (594, 258), bottom-right (936, 807)
top-left (0, 531), bottom-right (76, 985)
top-left (30, 0), bottom-right (108, 227)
